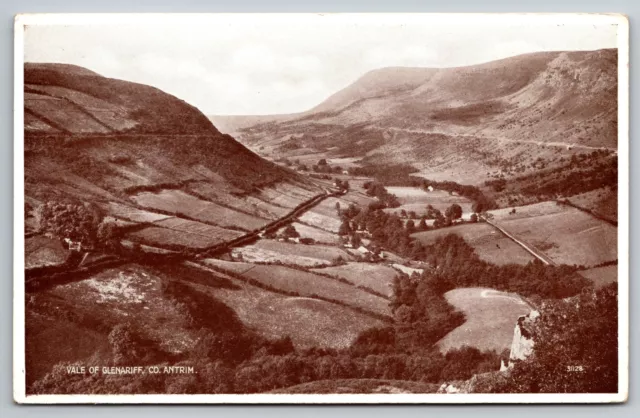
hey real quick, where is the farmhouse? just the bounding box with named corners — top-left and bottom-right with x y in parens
top-left (63, 238), bottom-right (82, 252)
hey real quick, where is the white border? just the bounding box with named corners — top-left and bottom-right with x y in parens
top-left (13, 13), bottom-right (629, 404)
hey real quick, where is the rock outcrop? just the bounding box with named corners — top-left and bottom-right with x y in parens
top-left (437, 309), bottom-right (541, 394)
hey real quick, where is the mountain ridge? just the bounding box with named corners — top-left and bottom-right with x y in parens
top-left (223, 48), bottom-right (617, 185)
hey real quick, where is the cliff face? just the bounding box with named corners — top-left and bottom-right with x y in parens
top-left (508, 310), bottom-right (540, 363)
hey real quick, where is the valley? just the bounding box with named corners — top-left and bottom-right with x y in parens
top-left (24, 48), bottom-right (619, 396)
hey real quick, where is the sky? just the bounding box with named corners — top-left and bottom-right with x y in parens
top-left (23, 15), bottom-right (620, 115)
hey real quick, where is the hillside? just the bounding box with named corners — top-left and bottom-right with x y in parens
top-left (227, 49), bottom-right (618, 185)
top-left (24, 63), bottom-right (322, 252)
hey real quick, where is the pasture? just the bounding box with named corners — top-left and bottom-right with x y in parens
top-left (412, 223), bottom-right (535, 266)
top-left (232, 240), bottom-right (353, 267)
top-left (312, 262), bottom-right (397, 297)
top-left (579, 265), bottom-right (618, 289)
top-left (131, 189), bottom-right (268, 231)
top-left (384, 187), bottom-right (474, 217)
top-left (126, 225), bottom-right (241, 249)
top-left (258, 187), bottom-right (307, 209)
top-left (487, 201), bottom-right (565, 221)
top-left (278, 222), bottom-right (341, 244)
top-left (189, 183), bottom-right (288, 220)
top-left (493, 205), bottom-right (617, 267)
top-left (153, 217), bottom-right (243, 238)
top-left (189, 268), bottom-right (384, 349)
top-left (437, 287), bottom-right (532, 353)
top-left (202, 259), bottom-right (390, 318)
top-left (298, 211), bottom-right (343, 233)
top-left (231, 246), bottom-right (331, 268)
top-left (104, 202), bottom-right (172, 223)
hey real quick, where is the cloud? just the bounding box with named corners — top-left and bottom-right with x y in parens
top-left (23, 18), bottom-right (618, 115)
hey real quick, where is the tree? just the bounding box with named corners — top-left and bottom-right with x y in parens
top-left (406, 220), bottom-right (416, 234)
top-left (350, 233), bottom-right (362, 248)
top-left (400, 209), bottom-right (408, 218)
top-left (470, 213), bottom-right (479, 223)
top-left (472, 201), bottom-right (486, 213)
top-left (338, 220), bottom-right (352, 236)
top-left (35, 201), bottom-right (102, 245)
top-left (418, 217), bottom-right (428, 231)
top-left (318, 158), bottom-right (328, 166)
top-left (445, 204), bottom-right (463, 221)
top-left (282, 225), bottom-right (300, 239)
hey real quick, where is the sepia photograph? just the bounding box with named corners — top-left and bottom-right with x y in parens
top-left (14, 13), bottom-right (628, 403)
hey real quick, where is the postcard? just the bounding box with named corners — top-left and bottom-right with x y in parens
top-left (14, 13), bottom-right (629, 403)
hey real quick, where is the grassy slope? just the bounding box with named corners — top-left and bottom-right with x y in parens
top-left (412, 223), bottom-right (535, 266)
top-left (437, 288), bottom-right (532, 353)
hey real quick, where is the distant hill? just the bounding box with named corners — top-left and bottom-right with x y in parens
top-left (24, 63), bottom-right (302, 205)
top-left (228, 49), bottom-right (618, 185)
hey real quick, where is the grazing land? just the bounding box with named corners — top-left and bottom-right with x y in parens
top-left (492, 205), bottom-right (617, 267)
top-left (277, 222), bottom-right (341, 244)
top-left (437, 288), bottom-right (532, 353)
top-left (412, 223), bottom-right (535, 266)
top-left (567, 187), bottom-right (618, 223)
top-left (25, 236), bottom-right (69, 269)
top-left (232, 240), bottom-right (353, 267)
top-left (312, 262), bottom-right (397, 297)
top-left (298, 211), bottom-right (343, 233)
top-left (188, 266), bottom-right (384, 349)
top-left (384, 187), bottom-right (474, 217)
top-left (103, 202), bottom-right (173, 223)
top-left (126, 225), bottom-right (241, 249)
top-left (202, 259), bottom-right (391, 318)
top-left (579, 265), bottom-right (618, 288)
top-left (153, 217), bottom-right (243, 238)
top-left (131, 189), bottom-right (269, 231)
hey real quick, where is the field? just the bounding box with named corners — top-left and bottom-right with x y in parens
top-left (579, 265), bottom-right (618, 289)
top-left (310, 196), bottom-right (352, 217)
top-left (25, 94), bottom-right (111, 134)
top-left (202, 259), bottom-right (390, 318)
top-left (232, 239), bottom-right (353, 267)
top-left (437, 288), bottom-right (532, 353)
top-left (412, 223), bottom-right (535, 266)
top-left (231, 246), bottom-right (332, 268)
top-left (567, 187), bottom-right (618, 223)
top-left (187, 265), bottom-right (383, 349)
top-left (103, 203), bottom-right (173, 223)
top-left (126, 225), bottom-right (241, 249)
top-left (131, 189), bottom-right (268, 231)
top-left (258, 187), bottom-right (307, 209)
top-left (384, 187), bottom-right (474, 217)
top-left (278, 222), bottom-right (341, 244)
top-left (153, 217), bottom-right (243, 238)
top-left (312, 262), bottom-right (397, 297)
top-left (298, 211), bottom-right (342, 233)
top-left (270, 379), bottom-right (439, 394)
top-left (492, 205), bottom-right (617, 267)
top-left (25, 236), bottom-right (69, 269)
top-left (487, 201), bottom-right (566, 221)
